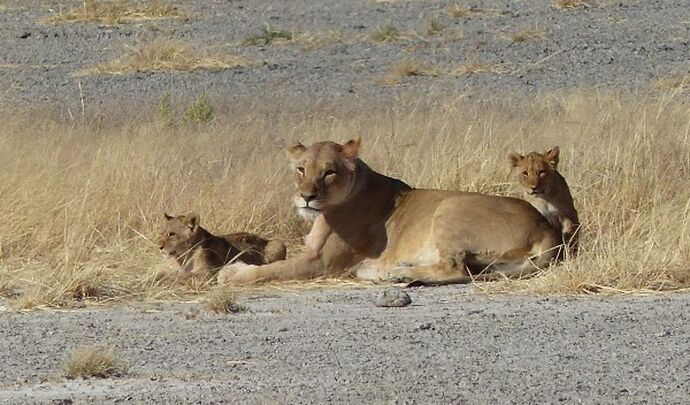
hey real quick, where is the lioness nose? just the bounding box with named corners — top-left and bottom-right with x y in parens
top-left (301, 192), bottom-right (317, 202)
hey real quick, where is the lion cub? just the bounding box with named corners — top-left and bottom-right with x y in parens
top-left (508, 147), bottom-right (580, 257)
top-left (158, 213), bottom-right (287, 278)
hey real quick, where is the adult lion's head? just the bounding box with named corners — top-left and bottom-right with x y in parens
top-left (287, 136), bottom-right (361, 220)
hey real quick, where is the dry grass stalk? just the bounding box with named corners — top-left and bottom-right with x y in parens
top-left (204, 288), bottom-right (246, 314)
top-left (508, 29), bottom-right (547, 43)
top-left (452, 55), bottom-right (505, 76)
top-left (370, 25), bottom-right (404, 42)
top-left (45, 0), bottom-right (184, 26)
top-left (447, 4), bottom-right (485, 18)
top-left (0, 91), bottom-right (688, 309)
top-left (380, 60), bottom-right (438, 85)
top-left (78, 39), bottom-right (251, 75)
top-left (656, 74), bottom-right (689, 92)
top-left (553, 0), bottom-right (591, 9)
top-left (65, 345), bottom-right (127, 379)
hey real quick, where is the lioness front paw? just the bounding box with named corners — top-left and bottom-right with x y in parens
top-left (216, 262), bottom-right (257, 286)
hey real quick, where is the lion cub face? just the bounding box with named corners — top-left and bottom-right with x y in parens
top-left (158, 213), bottom-right (201, 258)
top-left (508, 147), bottom-right (560, 196)
top-left (286, 137), bottom-right (361, 220)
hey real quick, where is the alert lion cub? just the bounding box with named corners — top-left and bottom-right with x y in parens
top-left (217, 137), bottom-right (559, 286)
top-left (508, 147), bottom-right (580, 257)
top-left (158, 213), bottom-right (286, 278)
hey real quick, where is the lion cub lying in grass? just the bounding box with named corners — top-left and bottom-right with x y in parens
top-left (158, 213), bottom-right (287, 279)
top-left (509, 147), bottom-right (580, 258)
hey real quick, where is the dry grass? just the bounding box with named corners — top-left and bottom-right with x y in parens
top-left (370, 25), bottom-right (404, 42)
top-left (45, 0), bottom-right (184, 26)
top-left (553, 0), bottom-right (591, 9)
top-left (508, 28), bottom-right (547, 43)
top-left (204, 288), bottom-right (246, 314)
top-left (379, 60), bottom-right (438, 85)
top-left (78, 39), bottom-right (251, 75)
top-left (0, 90), bottom-right (689, 309)
top-left (447, 4), bottom-right (485, 18)
top-left (451, 54), bottom-right (505, 76)
top-left (656, 74), bottom-right (690, 92)
top-left (65, 345), bottom-right (127, 379)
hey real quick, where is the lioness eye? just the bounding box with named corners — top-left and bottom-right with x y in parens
top-left (297, 167), bottom-right (305, 175)
top-left (324, 169), bottom-right (336, 178)
top-left (168, 232), bottom-right (175, 237)
top-left (521, 171), bottom-right (528, 177)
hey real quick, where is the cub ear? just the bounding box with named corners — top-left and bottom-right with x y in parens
top-left (287, 143), bottom-right (306, 163)
top-left (164, 212), bottom-right (174, 220)
top-left (341, 135), bottom-right (362, 160)
top-left (507, 152), bottom-right (524, 169)
top-left (545, 146), bottom-right (560, 169)
top-left (185, 212), bottom-right (199, 231)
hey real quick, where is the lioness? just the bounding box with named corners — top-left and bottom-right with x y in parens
top-left (158, 213), bottom-right (286, 278)
top-left (508, 147), bottom-right (580, 257)
top-left (217, 137), bottom-right (559, 286)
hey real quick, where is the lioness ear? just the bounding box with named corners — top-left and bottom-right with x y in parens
top-left (545, 146), bottom-right (560, 169)
top-left (287, 143), bottom-right (306, 162)
top-left (185, 212), bottom-right (199, 231)
top-left (164, 212), bottom-right (174, 220)
top-left (341, 136), bottom-right (361, 160)
top-left (508, 152), bottom-right (523, 169)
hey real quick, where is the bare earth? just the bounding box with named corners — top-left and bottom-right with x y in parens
top-left (1, 0), bottom-right (690, 403)
top-left (1, 288), bottom-right (689, 404)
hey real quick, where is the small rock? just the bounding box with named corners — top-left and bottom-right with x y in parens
top-left (374, 287), bottom-right (411, 308)
top-left (419, 322), bottom-right (432, 330)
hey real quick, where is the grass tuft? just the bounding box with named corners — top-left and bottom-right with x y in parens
top-left (242, 25), bottom-right (294, 46)
top-left (447, 4), bottom-right (485, 18)
top-left (508, 28), bottom-right (547, 43)
top-left (78, 39), bottom-right (251, 76)
top-left (656, 74), bottom-right (690, 92)
top-left (553, 0), bottom-right (591, 9)
top-left (379, 60), bottom-right (438, 85)
top-left (183, 93), bottom-right (214, 124)
top-left (65, 345), bottom-right (127, 379)
top-left (370, 25), bottom-right (402, 42)
top-left (45, 0), bottom-right (184, 26)
top-left (204, 288), bottom-right (246, 314)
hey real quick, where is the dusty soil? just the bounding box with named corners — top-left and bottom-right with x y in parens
top-left (1, 288), bottom-right (689, 404)
top-left (0, 0), bottom-right (688, 116)
top-left (1, 0), bottom-right (689, 403)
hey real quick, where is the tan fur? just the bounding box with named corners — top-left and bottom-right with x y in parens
top-left (158, 213), bottom-right (286, 279)
top-left (508, 147), bottom-right (580, 258)
top-left (304, 214), bottom-right (331, 259)
top-left (217, 138), bottom-right (559, 286)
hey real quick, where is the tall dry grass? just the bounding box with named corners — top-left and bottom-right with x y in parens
top-left (0, 90), bottom-right (689, 309)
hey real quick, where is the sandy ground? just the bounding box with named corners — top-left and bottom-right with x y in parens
top-left (0, 0), bottom-right (688, 116)
top-left (1, 287), bottom-right (689, 404)
top-left (1, 0), bottom-right (690, 403)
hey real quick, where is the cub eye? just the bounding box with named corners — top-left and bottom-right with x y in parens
top-left (538, 170), bottom-right (546, 177)
top-left (297, 167), bottom-right (305, 175)
top-left (324, 169), bottom-right (336, 178)
top-left (521, 171), bottom-right (528, 177)
top-left (168, 232), bottom-right (176, 237)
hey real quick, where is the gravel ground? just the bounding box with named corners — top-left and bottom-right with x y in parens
top-left (0, 287), bottom-right (689, 403)
top-left (1, 1), bottom-right (690, 403)
top-left (0, 0), bottom-right (688, 115)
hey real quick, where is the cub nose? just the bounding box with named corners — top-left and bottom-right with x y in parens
top-left (301, 192), bottom-right (317, 202)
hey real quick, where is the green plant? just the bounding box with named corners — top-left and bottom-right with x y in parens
top-left (183, 93), bottom-right (214, 124)
top-left (157, 93), bottom-right (174, 127)
top-left (242, 25), bottom-right (293, 46)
